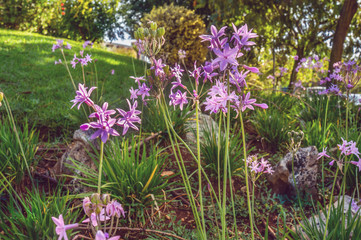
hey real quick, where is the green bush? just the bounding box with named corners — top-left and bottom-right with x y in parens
top-left (141, 3), bottom-right (208, 67)
top-left (251, 109), bottom-right (298, 152)
top-left (0, 0), bottom-right (122, 41)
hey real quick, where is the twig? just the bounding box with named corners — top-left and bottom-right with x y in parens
top-left (262, 219), bottom-right (277, 239)
top-left (72, 234), bottom-right (92, 240)
top-left (116, 227), bottom-right (187, 240)
top-left (128, 131), bottom-right (162, 151)
top-left (171, 190), bottom-right (190, 206)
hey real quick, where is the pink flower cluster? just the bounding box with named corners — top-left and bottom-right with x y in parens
top-left (71, 83), bottom-right (141, 143)
top-left (52, 194), bottom-right (122, 240)
top-left (52, 39), bottom-right (71, 52)
top-left (246, 155), bottom-right (274, 174)
top-left (317, 138), bottom-right (361, 171)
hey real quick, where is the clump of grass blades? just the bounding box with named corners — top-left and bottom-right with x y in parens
top-left (200, 124), bottom-right (252, 177)
top-left (290, 197), bottom-right (361, 239)
top-left (0, 186), bottom-right (80, 240)
top-left (0, 117), bottom-right (39, 184)
top-left (69, 137), bottom-right (171, 224)
top-left (142, 100), bottom-right (194, 137)
top-left (251, 109), bottom-right (298, 152)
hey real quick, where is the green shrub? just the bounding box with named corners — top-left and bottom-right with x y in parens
top-left (251, 109), bottom-right (298, 152)
top-left (141, 3), bottom-right (208, 67)
top-left (0, 0), bottom-right (122, 41)
top-left (301, 120), bottom-right (334, 150)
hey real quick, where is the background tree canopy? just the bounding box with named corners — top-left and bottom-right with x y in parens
top-left (1, 0), bottom-right (359, 87)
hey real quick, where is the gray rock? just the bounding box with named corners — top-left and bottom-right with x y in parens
top-left (51, 129), bottom-right (98, 193)
top-left (185, 113), bottom-right (219, 152)
top-left (268, 146), bottom-right (319, 199)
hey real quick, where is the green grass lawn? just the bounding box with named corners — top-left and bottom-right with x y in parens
top-left (0, 29), bottom-right (146, 139)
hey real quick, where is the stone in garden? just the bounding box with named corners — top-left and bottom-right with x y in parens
top-left (185, 112), bottom-right (219, 152)
top-left (295, 195), bottom-right (361, 239)
top-left (51, 129), bottom-right (98, 193)
top-left (268, 146), bottom-right (319, 199)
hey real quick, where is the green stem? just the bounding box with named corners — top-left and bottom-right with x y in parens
top-left (217, 112), bottom-right (223, 200)
top-left (322, 167), bottom-right (339, 240)
top-left (97, 141), bottom-right (104, 194)
top-left (195, 100), bottom-right (206, 237)
top-left (239, 111), bottom-right (254, 239)
top-left (321, 96), bottom-right (330, 205)
top-left (61, 49), bottom-right (77, 91)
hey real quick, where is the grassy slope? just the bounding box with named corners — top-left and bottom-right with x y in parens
top-left (0, 29), bottom-right (145, 138)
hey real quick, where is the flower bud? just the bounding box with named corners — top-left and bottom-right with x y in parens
top-left (143, 28), bottom-right (150, 38)
top-left (0, 92), bottom-right (3, 107)
top-left (157, 27), bottom-right (165, 37)
top-left (102, 194), bottom-right (111, 204)
top-left (150, 22), bottom-right (157, 31)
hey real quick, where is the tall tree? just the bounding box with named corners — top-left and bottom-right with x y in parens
top-left (328, 0), bottom-right (358, 74)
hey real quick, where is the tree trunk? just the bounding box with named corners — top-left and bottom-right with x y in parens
top-left (328, 0), bottom-right (358, 74)
top-left (288, 48), bottom-right (304, 90)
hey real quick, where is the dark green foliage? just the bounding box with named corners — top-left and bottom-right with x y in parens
top-left (0, 117), bottom-right (39, 184)
top-left (142, 4), bottom-right (208, 67)
top-left (0, 0), bottom-right (122, 41)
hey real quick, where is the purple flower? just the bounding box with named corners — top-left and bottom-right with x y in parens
top-left (83, 197), bottom-right (92, 216)
top-left (202, 61), bottom-right (218, 83)
top-left (111, 69), bottom-right (115, 75)
top-left (171, 63), bottom-right (184, 81)
top-left (116, 100), bottom-right (141, 135)
top-left (317, 147), bottom-right (331, 160)
top-left (137, 83), bottom-right (150, 101)
top-left (279, 67), bottom-right (288, 76)
top-left (82, 209), bottom-right (110, 227)
top-left (169, 90), bottom-right (188, 110)
top-left (130, 76), bottom-right (145, 85)
top-left (238, 92), bottom-right (268, 112)
top-left (80, 113), bottom-right (119, 143)
top-left (212, 44), bottom-right (240, 71)
top-left (55, 59), bottom-right (62, 65)
top-left (106, 200), bottom-right (125, 218)
top-left (351, 160), bottom-right (361, 172)
top-left (294, 55), bottom-right (299, 61)
top-left (89, 102), bottom-right (116, 119)
top-left (267, 75), bottom-right (275, 80)
top-left (95, 230), bottom-right (120, 240)
top-left (71, 84), bottom-right (96, 109)
top-left (204, 80), bottom-right (238, 114)
top-left (230, 67), bottom-right (248, 91)
top-left (150, 58), bottom-right (165, 76)
top-left (231, 23), bottom-right (258, 49)
top-left (190, 62), bottom-right (202, 85)
top-left (129, 87), bottom-right (138, 100)
top-left (83, 40), bottom-right (94, 49)
top-left (351, 199), bottom-right (360, 212)
top-left (52, 214), bottom-right (78, 240)
top-left (243, 65), bottom-right (259, 74)
top-left (52, 39), bottom-right (71, 52)
top-left (199, 25), bottom-right (227, 49)
top-left (178, 49), bottom-right (186, 59)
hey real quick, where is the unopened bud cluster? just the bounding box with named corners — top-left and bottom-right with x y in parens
top-left (133, 21), bottom-right (165, 58)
